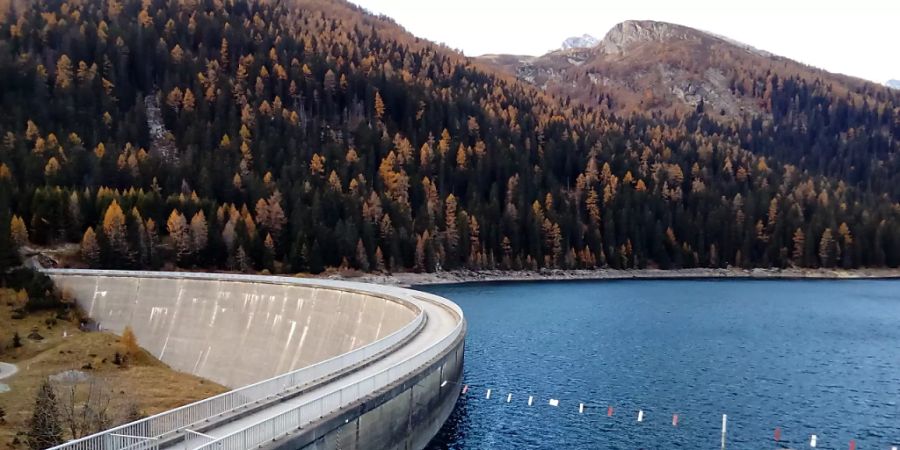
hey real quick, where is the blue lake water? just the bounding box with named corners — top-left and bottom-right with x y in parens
top-left (422, 279), bottom-right (900, 449)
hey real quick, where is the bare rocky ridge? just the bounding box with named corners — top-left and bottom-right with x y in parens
top-left (477, 20), bottom-right (883, 119)
top-left (561, 34), bottom-right (599, 50)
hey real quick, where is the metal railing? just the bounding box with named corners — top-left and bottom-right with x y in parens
top-left (192, 294), bottom-right (465, 450)
top-left (43, 270), bottom-right (427, 450)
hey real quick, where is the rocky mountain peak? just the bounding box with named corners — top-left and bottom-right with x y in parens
top-left (561, 34), bottom-right (599, 50)
top-left (598, 20), bottom-right (699, 55)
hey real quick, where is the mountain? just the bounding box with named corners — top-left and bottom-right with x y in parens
top-left (478, 20), bottom-right (889, 118)
top-left (888, 79), bottom-right (900, 90)
top-left (1, 3), bottom-right (899, 276)
top-left (561, 34), bottom-right (599, 50)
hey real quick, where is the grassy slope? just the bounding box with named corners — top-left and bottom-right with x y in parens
top-left (0, 290), bottom-right (227, 448)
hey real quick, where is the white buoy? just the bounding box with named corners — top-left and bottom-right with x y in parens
top-left (528, 396), bottom-right (533, 406)
top-left (579, 403), bottom-right (584, 414)
top-left (548, 399), bottom-right (559, 407)
top-left (721, 415), bottom-right (728, 450)
top-left (506, 393), bottom-right (512, 403)
top-left (810, 435), bottom-right (817, 448)
top-left (637, 410), bottom-right (644, 422)
top-left (486, 389), bottom-right (491, 399)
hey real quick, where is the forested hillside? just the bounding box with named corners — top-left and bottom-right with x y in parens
top-left (1, 0), bottom-right (899, 274)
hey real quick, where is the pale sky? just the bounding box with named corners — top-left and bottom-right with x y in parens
top-left (350, 0), bottom-right (900, 84)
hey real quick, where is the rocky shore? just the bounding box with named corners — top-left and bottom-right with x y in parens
top-left (320, 267), bottom-right (900, 288)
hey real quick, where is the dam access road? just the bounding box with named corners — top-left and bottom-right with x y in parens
top-left (44, 270), bottom-right (466, 450)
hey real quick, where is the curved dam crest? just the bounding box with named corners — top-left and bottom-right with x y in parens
top-left (46, 270), bottom-right (466, 450)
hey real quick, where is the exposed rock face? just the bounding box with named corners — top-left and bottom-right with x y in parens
top-left (476, 20), bottom-right (877, 120)
top-left (597, 20), bottom-right (697, 55)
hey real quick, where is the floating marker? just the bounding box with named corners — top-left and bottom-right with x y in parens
top-left (721, 415), bottom-right (727, 450)
top-left (849, 439), bottom-right (856, 450)
top-left (506, 393), bottom-right (512, 403)
top-left (579, 403), bottom-right (584, 414)
top-left (637, 410), bottom-right (644, 422)
top-left (461, 385), bottom-right (469, 394)
top-left (672, 414), bottom-right (678, 427)
top-left (441, 380), bottom-right (447, 387)
top-left (528, 396), bottom-right (533, 406)
top-left (486, 389), bottom-right (491, 399)
top-left (810, 434), bottom-right (817, 448)
top-left (607, 406), bottom-right (614, 417)
top-left (549, 399), bottom-right (559, 407)
top-left (774, 427), bottom-right (781, 442)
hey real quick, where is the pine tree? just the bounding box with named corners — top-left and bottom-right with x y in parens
top-left (792, 228), bottom-right (805, 266)
top-left (819, 228), bottom-right (834, 268)
top-left (28, 380), bottom-right (63, 450)
top-left (145, 219), bottom-right (160, 268)
top-left (355, 239), bottom-right (370, 271)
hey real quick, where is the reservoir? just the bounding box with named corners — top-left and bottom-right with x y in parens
top-left (423, 279), bottom-right (900, 449)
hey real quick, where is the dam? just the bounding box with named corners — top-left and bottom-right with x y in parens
top-left (43, 269), bottom-right (466, 450)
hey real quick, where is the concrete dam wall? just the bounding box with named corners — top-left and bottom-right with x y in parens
top-left (45, 270), bottom-right (465, 450)
top-left (50, 272), bottom-right (419, 388)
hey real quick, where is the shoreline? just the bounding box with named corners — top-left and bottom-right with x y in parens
top-left (319, 267), bottom-right (900, 288)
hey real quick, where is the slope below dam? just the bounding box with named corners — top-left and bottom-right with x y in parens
top-left (45, 270), bottom-right (465, 450)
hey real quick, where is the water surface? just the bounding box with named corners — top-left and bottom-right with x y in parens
top-left (423, 279), bottom-right (900, 449)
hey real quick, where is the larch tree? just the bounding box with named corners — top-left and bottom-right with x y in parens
top-left (80, 227), bottom-right (100, 267)
top-left (55, 55), bottom-right (73, 89)
top-left (121, 326), bottom-right (139, 357)
top-left (101, 200), bottom-right (130, 264)
top-left (166, 209), bottom-right (191, 263)
top-left (189, 211), bottom-right (208, 255)
top-left (444, 194), bottom-right (458, 257)
top-left (374, 91), bottom-right (385, 120)
top-left (10, 215), bottom-right (29, 247)
top-left (374, 246), bottom-right (386, 272)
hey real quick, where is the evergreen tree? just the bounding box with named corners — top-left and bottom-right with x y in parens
top-left (27, 380), bottom-right (63, 450)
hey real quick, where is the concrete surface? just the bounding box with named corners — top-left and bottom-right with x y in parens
top-left (44, 270), bottom-right (466, 450)
top-left (49, 273), bottom-right (419, 388)
top-left (167, 290), bottom-right (463, 450)
top-left (279, 325), bottom-right (465, 450)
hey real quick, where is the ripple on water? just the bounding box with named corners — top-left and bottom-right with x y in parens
top-left (425, 279), bottom-right (900, 450)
